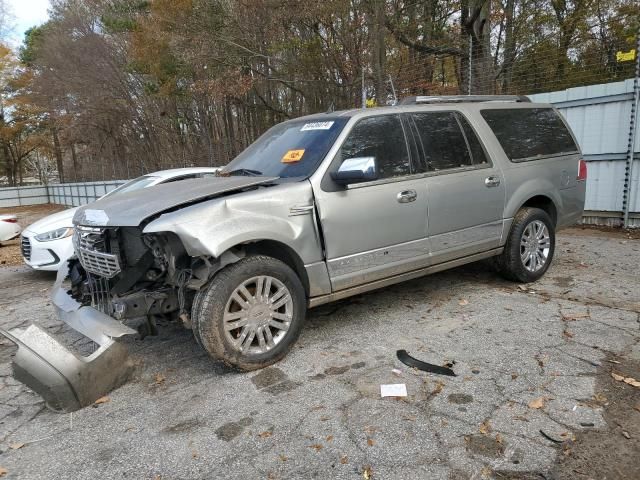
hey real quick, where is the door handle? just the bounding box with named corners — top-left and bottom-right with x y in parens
top-left (397, 190), bottom-right (417, 203)
top-left (485, 176), bottom-right (501, 188)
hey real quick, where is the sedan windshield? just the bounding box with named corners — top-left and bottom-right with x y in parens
top-left (222, 118), bottom-right (348, 178)
top-left (102, 176), bottom-right (160, 198)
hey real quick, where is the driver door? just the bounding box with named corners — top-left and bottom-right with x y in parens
top-left (314, 114), bottom-right (429, 291)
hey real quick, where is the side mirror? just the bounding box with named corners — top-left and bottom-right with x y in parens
top-left (330, 157), bottom-right (378, 185)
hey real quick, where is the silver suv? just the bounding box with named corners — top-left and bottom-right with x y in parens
top-left (2, 96), bottom-right (586, 411)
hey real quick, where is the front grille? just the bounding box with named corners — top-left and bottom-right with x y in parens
top-left (73, 226), bottom-right (121, 278)
top-left (21, 236), bottom-right (31, 260)
top-left (86, 272), bottom-right (112, 314)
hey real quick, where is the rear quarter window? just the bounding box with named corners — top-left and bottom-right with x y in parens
top-left (481, 108), bottom-right (578, 162)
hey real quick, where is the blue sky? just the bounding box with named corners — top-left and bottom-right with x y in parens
top-left (7, 0), bottom-right (50, 47)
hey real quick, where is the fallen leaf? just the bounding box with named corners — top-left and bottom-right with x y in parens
top-left (9, 443), bottom-right (24, 450)
top-left (495, 433), bottom-right (503, 444)
top-left (320, 415), bottom-right (331, 421)
top-left (528, 397), bottom-right (546, 409)
top-left (479, 420), bottom-right (492, 435)
top-left (326, 435), bottom-right (334, 442)
top-left (622, 431), bottom-right (631, 439)
top-left (367, 438), bottom-right (375, 447)
top-left (340, 455), bottom-right (348, 464)
top-left (432, 380), bottom-right (445, 395)
top-left (154, 373), bottom-right (166, 385)
top-left (518, 285), bottom-right (527, 291)
top-left (94, 396), bottom-right (110, 405)
top-left (0, 467), bottom-right (6, 477)
top-left (513, 415), bottom-right (529, 422)
top-left (624, 377), bottom-right (640, 388)
top-left (309, 444), bottom-right (323, 451)
top-left (511, 373), bottom-right (518, 380)
top-left (259, 431), bottom-right (272, 439)
top-left (278, 454), bottom-right (288, 462)
top-left (362, 465), bottom-right (373, 479)
top-left (458, 299), bottom-right (469, 306)
top-left (611, 372), bottom-right (640, 388)
top-left (593, 392), bottom-right (608, 405)
top-left (634, 404), bottom-right (640, 413)
top-left (480, 465), bottom-right (493, 478)
top-left (191, 451), bottom-right (199, 459)
top-left (562, 329), bottom-right (574, 339)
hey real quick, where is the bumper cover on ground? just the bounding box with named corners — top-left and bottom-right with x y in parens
top-left (0, 263), bottom-right (136, 412)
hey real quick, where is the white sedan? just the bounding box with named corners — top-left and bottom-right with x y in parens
top-left (0, 214), bottom-right (21, 243)
top-left (21, 167), bottom-right (221, 271)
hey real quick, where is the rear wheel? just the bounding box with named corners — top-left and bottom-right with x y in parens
top-left (495, 207), bottom-right (555, 283)
top-left (196, 255), bottom-right (306, 370)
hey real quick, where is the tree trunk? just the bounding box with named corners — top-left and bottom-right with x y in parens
top-left (52, 127), bottom-right (65, 183)
top-left (461, 0), bottom-right (496, 94)
top-left (369, 0), bottom-right (386, 103)
top-left (501, 0), bottom-right (516, 93)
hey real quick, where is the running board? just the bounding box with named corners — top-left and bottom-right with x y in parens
top-left (308, 247), bottom-right (502, 308)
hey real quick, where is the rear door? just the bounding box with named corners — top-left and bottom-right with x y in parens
top-left (406, 111), bottom-right (505, 264)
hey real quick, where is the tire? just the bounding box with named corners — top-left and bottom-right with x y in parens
top-left (196, 255), bottom-right (306, 370)
top-left (495, 207), bottom-right (555, 283)
top-left (190, 288), bottom-right (206, 347)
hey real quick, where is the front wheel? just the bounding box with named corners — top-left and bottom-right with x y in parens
top-left (196, 255), bottom-right (306, 370)
top-left (495, 207), bottom-right (555, 283)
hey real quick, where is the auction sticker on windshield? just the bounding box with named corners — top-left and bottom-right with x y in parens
top-left (300, 121), bottom-right (334, 131)
top-left (282, 149), bottom-right (305, 163)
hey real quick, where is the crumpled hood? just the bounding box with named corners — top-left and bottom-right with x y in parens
top-left (25, 207), bottom-right (77, 234)
top-left (73, 176), bottom-right (278, 227)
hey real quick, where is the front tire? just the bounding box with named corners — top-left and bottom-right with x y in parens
top-left (496, 207), bottom-right (555, 283)
top-left (196, 255), bottom-right (306, 370)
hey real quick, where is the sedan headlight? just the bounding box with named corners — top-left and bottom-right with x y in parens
top-left (35, 227), bottom-right (74, 242)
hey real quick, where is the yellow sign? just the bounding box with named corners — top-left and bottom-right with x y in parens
top-left (365, 98), bottom-right (377, 108)
top-left (281, 149), bottom-right (305, 163)
top-left (616, 49), bottom-right (636, 62)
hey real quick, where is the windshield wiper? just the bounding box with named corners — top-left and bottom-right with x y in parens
top-left (221, 168), bottom-right (263, 177)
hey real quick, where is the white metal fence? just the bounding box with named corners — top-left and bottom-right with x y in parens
top-left (529, 78), bottom-right (639, 227)
top-left (0, 180), bottom-right (126, 208)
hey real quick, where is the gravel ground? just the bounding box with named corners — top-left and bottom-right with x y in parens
top-left (0, 227), bottom-right (638, 479)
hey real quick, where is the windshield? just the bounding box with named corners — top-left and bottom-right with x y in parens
top-left (102, 175), bottom-right (160, 198)
top-left (222, 118), bottom-right (348, 178)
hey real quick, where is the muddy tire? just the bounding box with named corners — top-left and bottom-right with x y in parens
top-left (495, 207), bottom-right (555, 283)
top-left (196, 255), bottom-right (306, 370)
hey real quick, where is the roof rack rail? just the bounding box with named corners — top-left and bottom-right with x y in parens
top-left (398, 95), bottom-right (531, 105)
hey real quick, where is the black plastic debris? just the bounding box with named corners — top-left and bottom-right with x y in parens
top-left (539, 429), bottom-right (564, 444)
top-left (396, 350), bottom-right (457, 377)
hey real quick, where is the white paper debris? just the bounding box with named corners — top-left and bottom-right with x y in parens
top-left (391, 368), bottom-right (403, 376)
top-left (83, 209), bottom-right (109, 225)
top-left (380, 384), bottom-right (407, 397)
top-left (300, 121), bottom-right (334, 131)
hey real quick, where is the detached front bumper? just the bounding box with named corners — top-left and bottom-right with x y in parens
top-left (0, 263), bottom-right (136, 412)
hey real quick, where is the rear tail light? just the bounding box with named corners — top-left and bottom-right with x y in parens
top-left (577, 159), bottom-right (587, 181)
top-left (2, 218), bottom-right (17, 223)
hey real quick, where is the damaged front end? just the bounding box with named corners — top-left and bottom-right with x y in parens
top-left (0, 225), bottom-right (198, 412)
